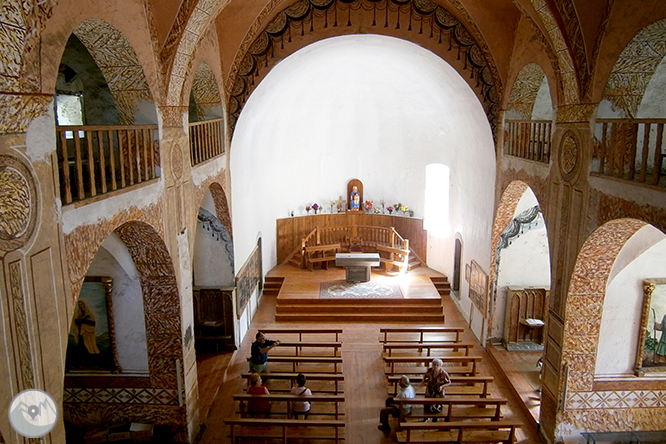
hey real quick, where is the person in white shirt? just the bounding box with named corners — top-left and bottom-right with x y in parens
top-left (378, 375), bottom-right (415, 432)
top-left (290, 373), bottom-right (312, 419)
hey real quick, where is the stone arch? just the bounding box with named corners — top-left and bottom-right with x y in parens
top-left (190, 63), bottom-right (224, 121)
top-left (506, 63), bottom-right (553, 120)
top-left (601, 19), bottom-right (666, 118)
top-left (522, 0), bottom-right (581, 107)
top-left (226, 0), bottom-right (502, 136)
top-left (0, 0), bottom-right (57, 133)
top-left (63, 220), bottom-right (188, 433)
top-left (556, 218), bottom-right (666, 436)
top-left (489, 180), bottom-right (551, 341)
top-left (71, 19), bottom-right (155, 125)
top-left (209, 182), bottom-right (232, 238)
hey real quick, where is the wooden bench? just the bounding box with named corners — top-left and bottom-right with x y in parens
top-left (388, 375), bottom-right (493, 398)
top-left (241, 372), bottom-right (345, 394)
top-left (380, 327), bottom-right (465, 344)
top-left (271, 341), bottom-right (343, 357)
top-left (232, 393), bottom-right (345, 419)
top-left (269, 356), bottom-right (343, 374)
top-left (261, 328), bottom-right (343, 342)
top-left (383, 342), bottom-right (475, 357)
top-left (304, 244), bottom-right (341, 271)
top-left (384, 355), bottom-right (482, 376)
top-left (225, 418), bottom-right (345, 443)
top-left (396, 420), bottom-right (520, 444)
top-left (393, 397), bottom-right (507, 423)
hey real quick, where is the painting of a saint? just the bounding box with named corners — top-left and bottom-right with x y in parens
top-left (638, 279), bottom-right (666, 373)
top-left (66, 277), bottom-right (118, 372)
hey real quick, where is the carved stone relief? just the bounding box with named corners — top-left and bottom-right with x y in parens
top-left (0, 155), bottom-right (37, 253)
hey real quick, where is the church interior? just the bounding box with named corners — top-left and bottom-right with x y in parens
top-left (1, 0), bottom-right (666, 443)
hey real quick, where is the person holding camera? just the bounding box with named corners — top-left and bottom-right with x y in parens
top-left (249, 331), bottom-right (280, 373)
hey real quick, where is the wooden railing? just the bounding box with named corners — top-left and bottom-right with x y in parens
top-left (301, 225), bottom-right (408, 255)
top-left (504, 120), bottom-right (552, 164)
top-left (56, 125), bottom-right (159, 204)
top-left (189, 118), bottom-right (224, 166)
top-left (593, 119), bottom-right (666, 187)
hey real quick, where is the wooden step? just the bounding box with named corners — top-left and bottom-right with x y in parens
top-left (277, 297), bottom-right (442, 306)
top-left (275, 312), bottom-right (445, 322)
top-left (263, 277), bottom-right (285, 296)
top-left (275, 304), bottom-right (439, 314)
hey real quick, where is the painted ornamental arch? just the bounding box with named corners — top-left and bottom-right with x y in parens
top-left (557, 218), bottom-right (666, 437)
top-left (488, 181), bottom-right (550, 339)
top-left (226, 0), bottom-right (503, 136)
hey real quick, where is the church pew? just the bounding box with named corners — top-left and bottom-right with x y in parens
top-left (270, 340), bottom-right (343, 357)
top-left (387, 375), bottom-right (493, 398)
top-left (240, 372), bottom-right (345, 394)
top-left (384, 355), bottom-right (482, 376)
top-left (260, 328), bottom-right (343, 342)
top-left (393, 397), bottom-right (507, 423)
top-left (396, 420), bottom-right (520, 444)
top-left (225, 418), bottom-right (345, 443)
top-left (232, 393), bottom-right (345, 419)
top-left (268, 356), bottom-right (343, 374)
top-left (380, 327), bottom-right (465, 344)
top-left (383, 341), bottom-right (475, 357)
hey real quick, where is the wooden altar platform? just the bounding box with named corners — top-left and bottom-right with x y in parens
top-left (266, 264), bottom-right (447, 322)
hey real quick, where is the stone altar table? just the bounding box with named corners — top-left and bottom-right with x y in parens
top-left (335, 253), bottom-right (380, 283)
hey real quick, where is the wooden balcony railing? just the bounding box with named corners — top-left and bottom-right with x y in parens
top-left (593, 119), bottom-right (666, 187)
top-left (56, 125), bottom-right (159, 205)
top-left (504, 120), bottom-right (552, 164)
top-left (189, 118), bottom-right (224, 166)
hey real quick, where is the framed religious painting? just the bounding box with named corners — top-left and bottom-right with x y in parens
top-left (468, 260), bottom-right (489, 314)
top-left (65, 276), bottom-right (119, 373)
top-left (636, 278), bottom-right (666, 375)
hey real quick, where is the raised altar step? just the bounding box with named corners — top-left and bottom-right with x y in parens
top-left (263, 276), bottom-right (285, 297)
top-left (275, 297), bottom-right (444, 323)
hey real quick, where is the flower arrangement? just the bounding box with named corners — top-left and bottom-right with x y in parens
top-left (364, 200), bottom-right (373, 212)
top-left (305, 205), bottom-right (311, 214)
top-left (373, 207), bottom-right (381, 214)
top-left (387, 206), bottom-right (394, 214)
top-left (312, 203), bottom-right (320, 214)
top-left (400, 205), bottom-right (408, 214)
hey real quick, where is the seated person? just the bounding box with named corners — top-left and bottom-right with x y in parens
top-left (290, 373), bottom-right (312, 419)
top-left (246, 373), bottom-right (271, 417)
top-left (378, 375), bottom-right (415, 432)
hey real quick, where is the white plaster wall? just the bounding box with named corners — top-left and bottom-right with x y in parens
top-left (596, 227), bottom-right (666, 377)
top-left (492, 220), bottom-right (550, 340)
top-left (231, 35), bottom-right (496, 300)
top-left (637, 56), bottom-right (666, 118)
top-left (193, 223), bottom-right (234, 287)
top-left (531, 76), bottom-right (553, 120)
top-left (86, 234), bottom-right (149, 374)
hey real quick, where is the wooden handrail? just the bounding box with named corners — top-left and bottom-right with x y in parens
top-left (592, 118), bottom-right (666, 187)
top-left (56, 125), bottom-right (159, 204)
top-left (504, 119), bottom-right (552, 164)
top-left (189, 118), bottom-right (224, 166)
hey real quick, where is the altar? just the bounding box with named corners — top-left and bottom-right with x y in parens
top-left (335, 253), bottom-right (380, 283)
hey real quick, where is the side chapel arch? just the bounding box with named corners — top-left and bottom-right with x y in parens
top-left (488, 181), bottom-right (551, 341)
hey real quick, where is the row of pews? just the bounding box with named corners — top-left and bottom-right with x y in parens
top-left (224, 326), bottom-right (521, 443)
top-left (380, 327), bottom-right (521, 443)
top-left (225, 328), bottom-right (346, 443)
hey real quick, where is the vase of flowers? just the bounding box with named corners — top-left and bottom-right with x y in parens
top-left (305, 205), bottom-right (311, 214)
top-left (312, 203), bottom-right (320, 214)
top-left (387, 206), bottom-right (393, 214)
top-left (400, 205), bottom-right (408, 215)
